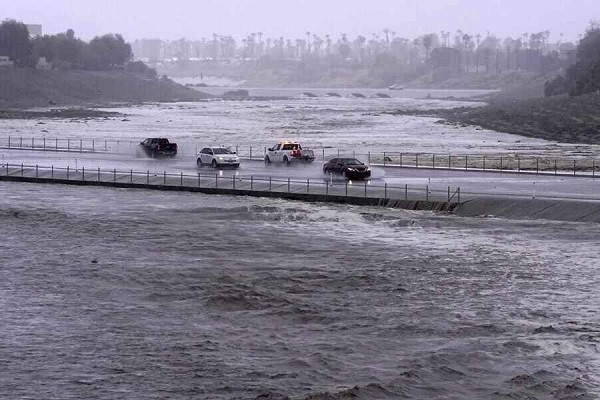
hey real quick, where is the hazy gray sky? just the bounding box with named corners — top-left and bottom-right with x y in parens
top-left (1, 0), bottom-right (598, 42)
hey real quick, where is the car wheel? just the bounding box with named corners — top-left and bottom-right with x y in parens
top-left (197, 158), bottom-right (203, 168)
top-left (212, 159), bottom-right (218, 168)
top-left (283, 156), bottom-right (290, 165)
top-left (265, 156), bottom-right (271, 165)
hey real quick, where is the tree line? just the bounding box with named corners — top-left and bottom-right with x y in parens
top-left (545, 22), bottom-right (600, 96)
top-left (0, 19), bottom-right (151, 74)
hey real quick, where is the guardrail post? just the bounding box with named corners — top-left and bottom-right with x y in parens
top-left (67, 166), bottom-right (69, 179)
top-left (51, 165), bottom-right (53, 178)
top-left (35, 164), bottom-right (38, 178)
top-left (500, 156), bottom-right (503, 171)
top-left (80, 139), bottom-right (83, 153)
top-left (181, 172), bottom-right (183, 186)
top-left (163, 171), bottom-right (166, 185)
top-left (113, 169), bottom-right (116, 182)
top-left (400, 152), bottom-right (403, 167)
top-left (483, 156), bottom-right (486, 170)
top-left (104, 140), bottom-right (107, 151)
top-left (405, 184), bottom-right (408, 201)
top-left (465, 155), bottom-right (468, 170)
top-left (130, 170), bottom-right (133, 183)
top-left (32, 137), bottom-right (34, 149)
top-left (384, 183), bottom-right (387, 199)
top-left (20, 163), bottom-right (23, 176)
top-left (593, 161), bottom-right (596, 178)
top-left (432, 154), bottom-right (435, 169)
top-left (322, 148), bottom-right (326, 161)
top-left (325, 180), bottom-right (329, 195)
top-left (55, 138), bottom-right (58, 150)
top-left (364, 181), bottom-right (367, 198)
top-left (458, 187), bottom-right (461, 203)
top-left (92, 140), bottom-right (95, 152)
top-left (287, 178), bottom-right (290, 193)
top-left (306, 178), bottom-right (309, 194)
top-left (518, 158), bottom-right (520, 172)
top-left (554, 159), bottom-right (557, 175)
top-left (448, 155), bottom-right (451, 169)
top-left (198, 173), bottom-right (201, 187)
top-left (232, 175), bottom-right (236, 189)
top-left (573, 160), bottom-right (576, 176)
top-left (536, 158), bottom-right (539, 174)
top-left (337, 149), bottom-right (340, 158)
top-left (82, 166), bottom-right (85, 181)
top-left (448, 186), bottom-right (450, 202)
top-left (383, 152), bottom-right (386, 166)
top-left (426, 185), bottom-right (429, 202)
top-left (8, 136), bottom-right (10, 148)
top-left (215, 174), bottom-right (218, 188)
top-left (98, 167), bottom-right (100, 182)
top-left (416, 153), bottom-right (419, 168)
top-left (147, 170), bottom-right (149, 184)
top-left (345, 181), bottom-right (348, 197)
top-left (269, 177), bottom-right (272, 191)
top-left (67, 139), bottom-right (70, 151)
top-left (250, 176), bottom-right (253, 190)
top-left (20, 137), bottom-right (23, 149)
top-left (250, 146), bottom-right (253, 160)
top-left (43, 138), bottom-right (46, 151)
top-left (367, 151), bottom-right (370, 165)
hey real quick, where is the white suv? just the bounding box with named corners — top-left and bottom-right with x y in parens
top-left (197, 147), bottom-right (240, 169)
top-left (265, 142), bottom-right (315, 165)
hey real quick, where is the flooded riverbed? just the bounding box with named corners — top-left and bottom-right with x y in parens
top-left (0, 182), bottom-right (598, 399)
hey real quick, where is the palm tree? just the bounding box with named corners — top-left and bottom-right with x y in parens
top-left (383, 28), bottom-right (390, 48)
top-left (423, 34), bottom-right (434, 61)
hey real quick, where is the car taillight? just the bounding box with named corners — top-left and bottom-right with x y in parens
top-left (174, 144), bottom-right (178, 149)
top-left (157, 145), bottom-right (161, 150)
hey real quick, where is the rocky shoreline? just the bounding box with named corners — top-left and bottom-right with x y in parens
top-left (389, 92), bottom-right (600, 145)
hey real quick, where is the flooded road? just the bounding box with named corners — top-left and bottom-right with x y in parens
top-left (1, 94), bottom-right (600, 399)
top-left (0, 182), bottom-right (599, 399)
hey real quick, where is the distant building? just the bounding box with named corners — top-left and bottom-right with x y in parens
top-left (0, 56), bottom-right (14, 67)
top-left (26, 24), bottom-right (43, 37)
top-left (133, 39), bottom-right (164, 63)
top-left (36, 57), bottom-right (52, 70)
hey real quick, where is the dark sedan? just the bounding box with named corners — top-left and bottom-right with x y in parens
top-left (323, 158), bottom-right (371, 180)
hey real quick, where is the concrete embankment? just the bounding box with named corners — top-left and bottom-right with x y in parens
top-left (0, 174), bottom-right (456, 214)
top-left (2, 172), bottom-right (600, 224)
top-left (455, 197), bottom-right (600, 223)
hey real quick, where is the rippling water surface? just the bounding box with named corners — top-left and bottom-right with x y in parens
top-left (1, 182), bottom-right (599, 399)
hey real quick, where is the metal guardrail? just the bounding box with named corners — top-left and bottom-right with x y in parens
top-left (1, 136), bottom-right (599, 177)
top-left (0, 162), bottom-right (461, 204)
top-left (3, 162), bottom-right (600, 204)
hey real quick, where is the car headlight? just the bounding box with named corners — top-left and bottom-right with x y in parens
top-left (347, 167), bottom-right (356, 171)
top-left (218, 157), bottom-right (224, 160)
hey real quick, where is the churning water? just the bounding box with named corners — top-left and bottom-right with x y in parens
top-left (0, 182), bottom-right (599, 399)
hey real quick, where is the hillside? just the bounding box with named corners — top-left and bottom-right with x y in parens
top-left (434, 93), bottom-right (600, 144)
top-left (0, 68), bottom-right (212, 108)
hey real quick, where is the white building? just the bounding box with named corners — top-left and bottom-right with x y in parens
top-left (26, 24), bottom-right (43, 38)
top-left (0, 56), bottom-right (14, 67)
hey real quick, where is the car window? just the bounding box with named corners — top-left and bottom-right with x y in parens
top-left (329, 158), bottom-right (338, 164)
top-left (274, 144), bottom-right (281, 150)
top-left (158, 139), bottom-right (169, 145)
top-left (213, 148), bottom-right (232, 155)
top-left (200, 148), bottom-right (209, 154)
top-left (341, 158), bottom-right (362, 165)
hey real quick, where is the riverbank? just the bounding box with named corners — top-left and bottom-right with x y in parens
top-left (0, 68), bottom-right (213, 109)
top-left (390, 92), bottom-right (600, 145)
